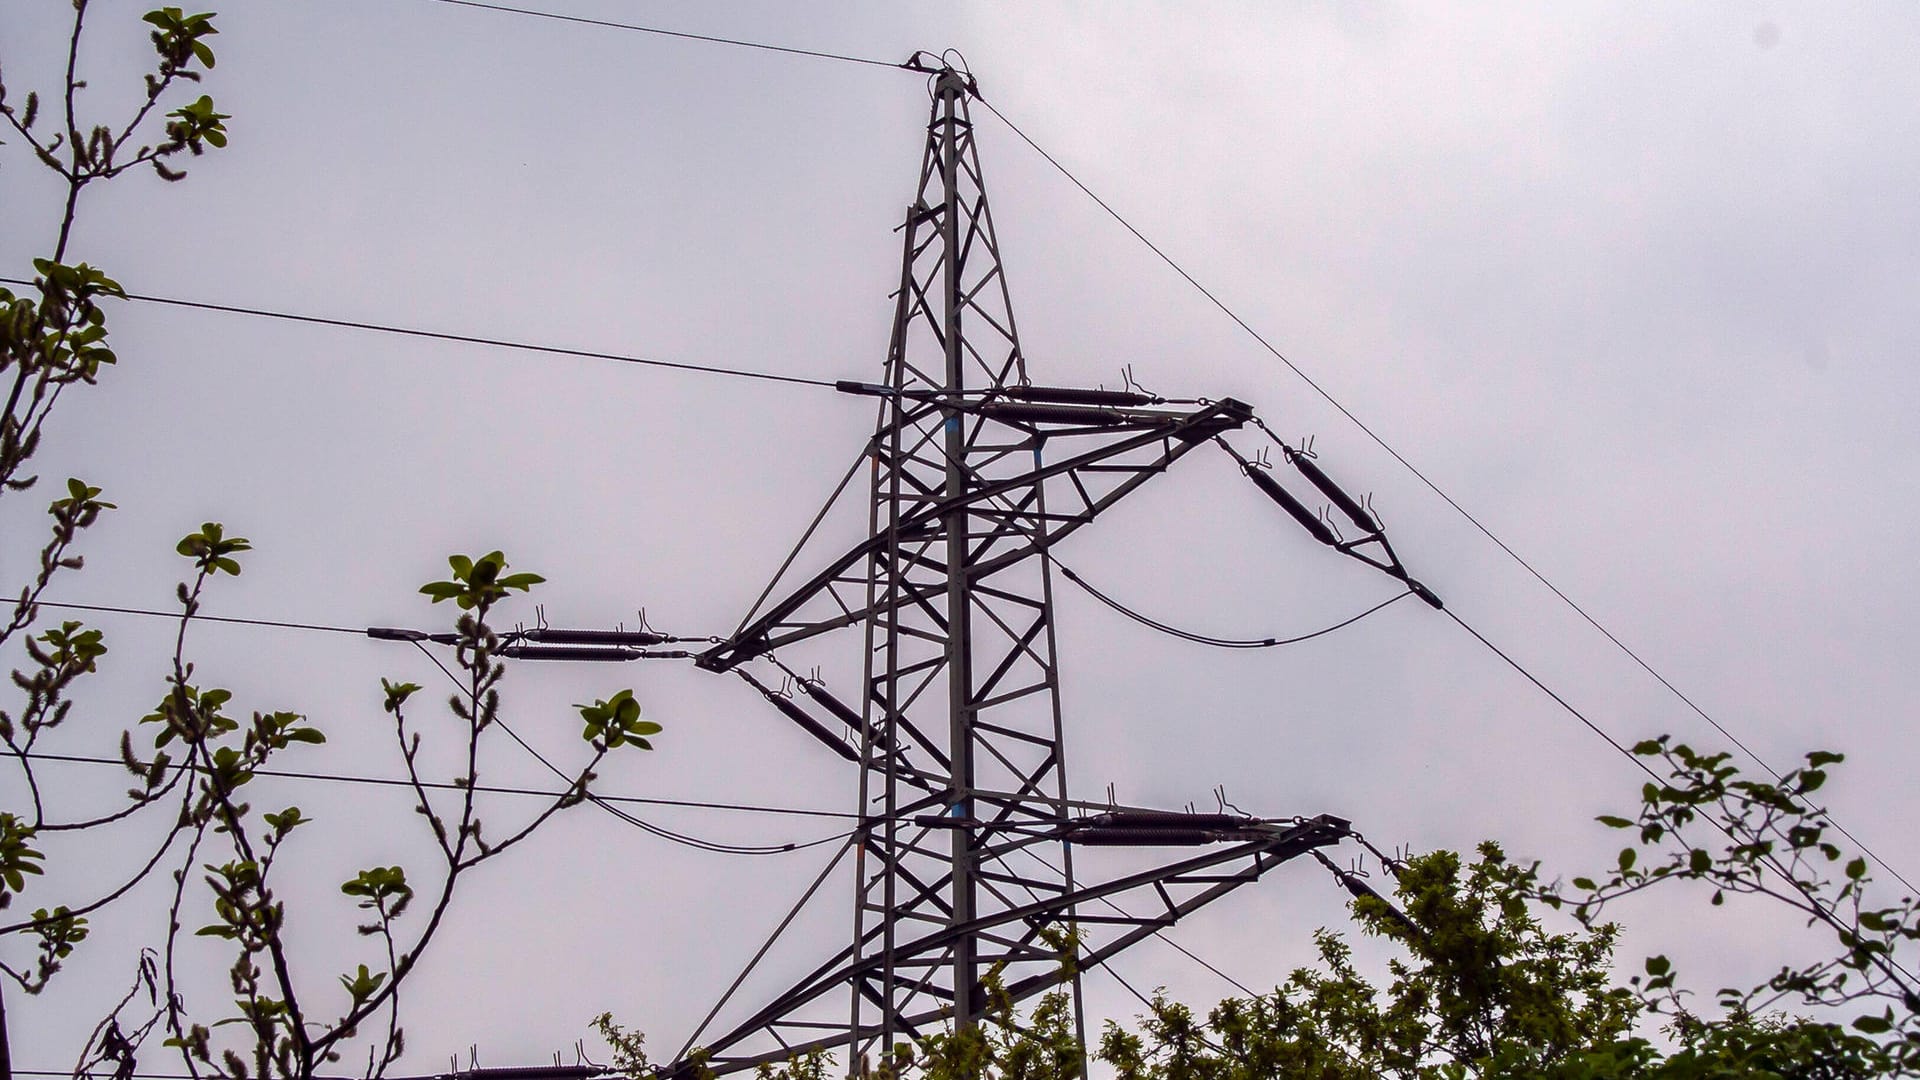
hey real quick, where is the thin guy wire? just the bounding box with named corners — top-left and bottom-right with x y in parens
top-left (973, 100), bottom-right (1920, 901)
top-left (0, 277), bottom-right (839, 390)
top-left (1445, 606), bottom-right (1920, 991)
top-left (29, 751), bottom-right (855, 821)
top-left (424, 0), bottom-right (909, 70)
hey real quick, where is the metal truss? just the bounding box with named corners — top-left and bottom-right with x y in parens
top-left (672, 67), bottom-right (1366, 1079)
top-left (675, 815), bottom-right (1352, 1076)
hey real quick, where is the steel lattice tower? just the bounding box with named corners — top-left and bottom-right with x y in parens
top-left (677, 64), bottom-right (1429, 1078)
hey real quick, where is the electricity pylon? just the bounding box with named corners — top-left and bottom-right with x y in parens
top-left (675, 63), bottom-right (1430, 1078)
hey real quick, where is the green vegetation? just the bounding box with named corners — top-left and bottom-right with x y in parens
top-left (1, 11), bottom-right (649, 1078)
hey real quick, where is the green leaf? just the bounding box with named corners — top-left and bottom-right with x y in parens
top-left (1853, 1013), bottom-right (1893, 1035)
top-left (1595, 815), bottom-right (1633, 829)
top-left (340, 963), bottom-right (386, 1004)
top-left (382, 679), bottom-right (422, 714)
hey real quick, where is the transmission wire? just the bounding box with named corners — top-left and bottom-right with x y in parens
top-left (424, 0), bottom-right (910, 70)
top-left (1445, 607), bottom-right (1920, 992)
top-left (29, 751), bottom-right (853, 820)
top-left (406, 641), bottom-right (847, 856)
top-left (1104, 963), bottom-right (1234, 1057)
top-left (27, 601), bottom-right (859, 823)
top-left (1053, 561), bottom-right (1412, 649)
top-left (407, 0), bottom-right (1919, 901)
top-left (410, 0), bottom-right (1876, 882)
top-left (972, 100), bottom-right (1920, 901)
top-left (0, 277), bottom-right (839, 390)
top-left (1016, 845), bottom-right (1258, 999)
top-left (28, 0), bottom-right (1913, 909)
top-left (38, 599), bottom-right (363, 635)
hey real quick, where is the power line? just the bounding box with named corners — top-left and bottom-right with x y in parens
top-left (31, 601), bottom-right (866, 842)
top-left (11, 1060), bottom-right (602, 1068)
top-left (408, 0), bottom-right (1915, 901)
top-left (22, 0), bottom-right (1909, 1020)
top-left (1017, 845), bottom-right (1259, 999)
top-left (1444, 606), bottom-right (1920, 993)
top-left (424, 0), bottom-right (909, 71)
top-left (403, 640), bottom-right (848, 856)
top-left (1102, 962), bottom-right (1234, 1057)
top-left (1054, 560), bottom-right (1412, 649)
top-left (0, 277), bottom-right (841, 390)
top-left (972, 100), bottom-right (1920, 901)
top-left (39, 599), bottom-right (362, 635)
top-left (29, 751), bottom-right (856, 821)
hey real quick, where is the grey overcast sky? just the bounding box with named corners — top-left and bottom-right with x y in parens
top-left (5, 0), bottom-right (1919, 1072)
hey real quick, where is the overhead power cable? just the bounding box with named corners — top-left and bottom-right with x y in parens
top-left (28, 0), bottom-right (1910, 907)
top-left (1103, 962), bottom-right (1233, 1057)
top-left (1053, 560), bottom-right (1412, 649)
top-left (29, 602), bottom-right (861, 827)
top-left (0, 277), bottom-right (840, 390)
top-left (30, 752), bottom-right (855, 821)
top-left (1445, 607), bottom-right (1920, 993)
top-left (404, 0), bottom-right (1894, 893)
top-left (40, 599), bottom-right (694, 656)
top-left (15, 1067), bottom-right (607, 1080)
top-left (498, 709), bottom-right (847, 854)
top-left (1017, 845), bottom-right (1258, 999)
top-left (404, 640), bottom-right (848, 856)
top-left (972, 101), bottom-right (1920, 901)
top-left (39, 598), bottom-right (362, 635)
top-left (425, 0), bottom-right (910, 70)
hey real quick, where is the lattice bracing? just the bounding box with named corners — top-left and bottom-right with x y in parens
top-left (675, 67), bottom-right (1376, 1080)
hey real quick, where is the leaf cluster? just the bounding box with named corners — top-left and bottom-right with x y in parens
top-left (0, 2), bottom-right (227, 186)
top-left (579, 689), bottom-right (661, 751)
top-left (419, 551), bottom-right (544, 610)
top-left (1564, 738), bottom-right (1920, 1067)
